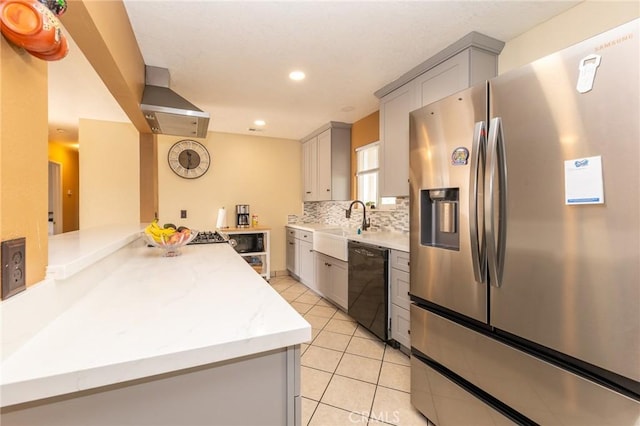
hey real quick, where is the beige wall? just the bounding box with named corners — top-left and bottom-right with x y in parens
top-left (1, 37), bottom-right (49, 288)
top-left (79, 119), bottom-right (140, 228)
top-left (500, 1), bottom-right (640, 73)
top-left (157, 132), bottom-right (302, 273)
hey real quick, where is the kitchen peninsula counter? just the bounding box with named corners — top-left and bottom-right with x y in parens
top-left (1, 227), bottom-right (310, 425)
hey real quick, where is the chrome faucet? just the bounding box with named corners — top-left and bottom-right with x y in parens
top-left (346, 200), bottom-right (370, 231)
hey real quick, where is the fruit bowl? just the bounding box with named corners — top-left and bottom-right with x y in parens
top-left (143, 229), bottom-right (198, 257)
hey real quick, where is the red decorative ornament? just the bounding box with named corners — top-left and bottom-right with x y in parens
top-left (0, 0), bottom-right (68, 61)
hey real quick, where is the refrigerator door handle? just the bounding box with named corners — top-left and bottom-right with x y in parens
top-left (485, 117), bottom-right (508, 288)
top-left (469, 121), bottom-right (486, 284)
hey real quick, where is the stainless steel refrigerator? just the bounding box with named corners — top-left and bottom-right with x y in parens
top-left (409, 19), bottom-right (639, 425)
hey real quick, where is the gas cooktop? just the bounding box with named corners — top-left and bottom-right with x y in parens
top-left (188, 231), bottom-right (230, 245)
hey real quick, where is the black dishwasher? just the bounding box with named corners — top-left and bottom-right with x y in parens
top-left (348, 241), bottom-right (389, 342)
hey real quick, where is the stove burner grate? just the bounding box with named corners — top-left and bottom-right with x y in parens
top-left (188, 231), bottom-right (229, 245)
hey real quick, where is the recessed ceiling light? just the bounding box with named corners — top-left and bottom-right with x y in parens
top-left (254, 119), bottom-right (266, 126)
top-left (289, 70), bottom-right (305, 81)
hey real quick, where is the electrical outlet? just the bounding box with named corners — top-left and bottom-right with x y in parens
top-left (181, 210), bottom-right (187, 219)
top-left (2, 237), bottom-right (26, 300)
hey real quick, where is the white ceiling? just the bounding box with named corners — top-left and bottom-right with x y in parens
top-left (48, 0), bottom-right (581, 143)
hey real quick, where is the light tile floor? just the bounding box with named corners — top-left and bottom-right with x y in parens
top-left (270, 275), bottom-right (433, 426)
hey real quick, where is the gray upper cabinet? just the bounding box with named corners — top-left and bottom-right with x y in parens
top-left (376, 32), bottom-right (504, 197)
top-left (301, 122), bottom-right (351, 201)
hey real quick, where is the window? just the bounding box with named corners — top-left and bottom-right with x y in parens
top-left (356, 142), bottom-right (379, 207)
top-left (356, 142), bottom-right (397, 209)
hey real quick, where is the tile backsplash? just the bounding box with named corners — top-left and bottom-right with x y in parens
top-left (289, 197), bottom-right (409, 233)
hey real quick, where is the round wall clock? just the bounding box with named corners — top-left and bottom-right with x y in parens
top-left (167, 139), bottom-right (210, 179)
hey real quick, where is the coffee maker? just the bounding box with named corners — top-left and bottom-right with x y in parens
top-left (236, 204), bottom-right (250, 228)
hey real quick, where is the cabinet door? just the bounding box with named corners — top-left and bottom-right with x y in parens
top-left (391, 304), bottom-right (410, 349)
top-left (380, 84), bottom-right (414, 197)
top-left (414, 50), bottom-right (470, 108)
top-left (287, 235), bottom-right (298, 276)
top-left (390, 268), bottom-right (410, 310)
top-left (298, 240), bottom-right (316, 290)
top-left (316, 129), bottom-right (332, 201)
top-left (302, 138), bottom-right (317, 201)
top-left (315, 254), bottom-right (330, 298)
top-left (328, 259), bottom-right (348, 311)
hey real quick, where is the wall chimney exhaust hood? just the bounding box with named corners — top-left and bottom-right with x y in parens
top-left (141, 66), bottom-right (210, 138)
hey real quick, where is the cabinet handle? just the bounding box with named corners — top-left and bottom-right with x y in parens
top-left (326, 189), bottom-right (330, 192)
top-left (306, 191), bottom-right (312, 194)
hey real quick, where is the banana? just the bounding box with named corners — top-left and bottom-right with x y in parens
top-left (145, 219), bottom-right (177, 244)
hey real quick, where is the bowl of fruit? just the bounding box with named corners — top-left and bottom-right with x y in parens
top-left (143, 220), bottom-right (198, 257)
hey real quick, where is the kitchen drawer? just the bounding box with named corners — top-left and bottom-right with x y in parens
top-left (286, 227), bottom-right (313, 242)
top-left (390, 249), bottom-right (410, 272)
top-left (298, 230), bottom-right (313, 242)
top-left (411, 356), bottom-right (517, 426)
top-left (390, 268), bottom-right (410, 309)
top-left (410, 305), bottom-right (640, 425)
top-left (391, 303), bottom-right (410, 349)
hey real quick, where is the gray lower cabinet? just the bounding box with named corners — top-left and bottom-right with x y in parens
top-left (298, 239), bottom-right (314, 288)
top-left (286, 234), bottom-right (298, 276)
top-left (2, 346), bottom-right (301, 426)
top-left (286, 227), bottom-right (315, 289)
top-left (389, 249), bottom-right (411, 349)
top-left (315, 252), bottom-right (348, 311)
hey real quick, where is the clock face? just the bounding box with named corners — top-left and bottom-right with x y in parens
top-left (168, 140), bottom-right (210, 179)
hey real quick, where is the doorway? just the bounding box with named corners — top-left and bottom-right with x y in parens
top-left (48, 161), bottom-right (63, 235)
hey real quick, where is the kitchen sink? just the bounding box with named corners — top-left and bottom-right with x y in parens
top-left (313, 228), bottom-right (357, 261)
top-left (319, 228), bottom-right (355, 237)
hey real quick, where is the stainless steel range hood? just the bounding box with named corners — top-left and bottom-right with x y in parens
top-left (141, 66), bottom-right (210, 138)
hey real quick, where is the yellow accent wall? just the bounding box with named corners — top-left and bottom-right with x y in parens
top-left (0, 37), bottom-right (49, 288)
top-left (350, 111), bottom-right (380, 199)
top-left (48, 142), bottom-right (80, 233)
top-left (157, 132), bottom-right (302, 273)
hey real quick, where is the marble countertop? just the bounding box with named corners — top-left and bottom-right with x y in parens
top-left (347, 231), bottom-right (409, 252)
top-left (46, 224), bottom-right (147, 280)
top-left (288, 223), bottom-right (409, 252)
top-left (287, 223), bottom-right (343, 232)
top-left (1, 229), bottom-right (310, 408)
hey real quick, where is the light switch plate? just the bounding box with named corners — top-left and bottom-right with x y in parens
top-left (2, 237), bottom-right (26, 300)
